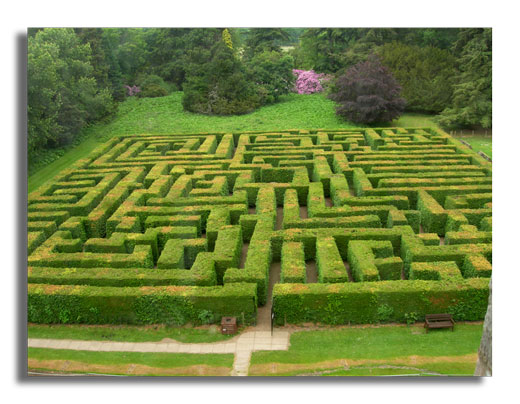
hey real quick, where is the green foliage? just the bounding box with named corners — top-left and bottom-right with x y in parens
top-left (299, 28), bottom-right (358, 73)
top-left (298, 28), bottom-right (460, 74)
top-left (28, 28), bottom-right (115, 158)
top-left (377, 304), bottom-right (394, 323)
top-left (222, 28), bottom-right (233, 50)
top-left (404, 311), bottom-right (419, 325)
top-left (182, 41), bottom-right (261, 115)
top-left (339, 29), bottom-right (400, 70)
top-left (377, 42), bottom-right (457, 113)
top-left (135, 74), bottom-right (172, 98)
top-left (246, 51), bottom-right (295, 104)
top-left (145, 28), bottom-right (222, 89)
top-left (243, 28), bottom-right (290, 58)
top-left (273, 278), bottom-right (489, 325)
top-left (197, 309), bottom-right (215, 325)
top-left (437, 29), bottom-right (492, 129)
top-left (28, 283), bottom-right (258, 325)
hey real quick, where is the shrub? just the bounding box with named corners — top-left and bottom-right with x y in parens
top-left (182, 41), bottom-right (260, 115)
top-left (135, 74), bottom-right (173, 98)
top-left (292, 69), bottom-right (332, 94)
top-left (328, 55), bottom-right (405, 124)
top-left (247, 51), bottom-right (295, 104)
top-left (139, 84), bottom-right (169, 98)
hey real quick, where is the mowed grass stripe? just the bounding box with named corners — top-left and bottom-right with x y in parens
top-left (250, 323), bottom-right (483, 365)
top-left (28, 323), bottom-right (233, 343)
top-left (28, 348), bottom-right (234, 376)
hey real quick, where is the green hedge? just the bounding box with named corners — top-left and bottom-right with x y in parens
top-left (281, 241), bottom-right (306, 283)
top-left (272, 278), bottom-right (489, 325)
top-left (28, 282), bottom-right (257, 325)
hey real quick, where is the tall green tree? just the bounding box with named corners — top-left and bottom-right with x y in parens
top-left (247, 51), bottom-right (295, 104)
top-left (300, 28), bottom-right (358, 72)
top-left (437, 28), bottom-right (492, 129)
top-left (74, 28), bottom-right (110, 89)
top-left (243, 28), bottom-right (290, 58)
top-left (182, 41), bottom-right (260, 115)
top-left (100, 28), bottom-right (126, 100)
top-left (145, 28), bottom-right (222, 89)
top-left (28, 28), bottom-right (114, 154)
top-left (28, 35), bottom-right (62, 153)
top-left (377, 42), bottom-right (457, 113)
top-left (339, 28), bottom-right (399, 70)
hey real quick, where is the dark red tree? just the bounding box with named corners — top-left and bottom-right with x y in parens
top-left (329, 55), bottom-right (406, 124)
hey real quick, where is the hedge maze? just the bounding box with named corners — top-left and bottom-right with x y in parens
top-left (27, 128), bottom-right (492, 326)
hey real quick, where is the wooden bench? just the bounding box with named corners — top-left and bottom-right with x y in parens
top-left (424, 314), bottom-right (455, 333)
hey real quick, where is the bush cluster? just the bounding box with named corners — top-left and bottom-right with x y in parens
top-left (328, 56), bottom-right (406, 124)
top-left (182, 42), bottom-right (295, 115)
top-left (292, 69), bottom-right (334, 94)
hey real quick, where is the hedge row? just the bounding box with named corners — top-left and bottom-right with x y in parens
top-left (272, 278), bottom-right (489, 325)
top-left (28, 282), bottom-right (257, 325)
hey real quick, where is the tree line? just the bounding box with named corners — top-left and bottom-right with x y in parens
top-left (28, 28), bottom-right (491, 164)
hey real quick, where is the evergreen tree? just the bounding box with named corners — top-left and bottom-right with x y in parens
top-left (247, 51), bottom-right (294, 104)
top-left (437, 28), bottom-right (492, 129)
top-left (182, 41), bottom-right (260, 115)
top-left (244, 28), bottom-right (290, 58)
top-left (300, 28), bottom-right (357, 73)
top-left (377, 42), bottom-right (457, 113)
top-left (145, 28), bottom-right (221, 89)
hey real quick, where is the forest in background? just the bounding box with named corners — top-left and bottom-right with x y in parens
top-left (28, 27), bottom-right (492, 168)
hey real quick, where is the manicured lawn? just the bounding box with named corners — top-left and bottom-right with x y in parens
top-left (28, 323), bottom-right (233, 343)
top-left (249, 323), bottom-right (483, 376)
top-left (28, 348), bottom-right (234, 376)
top-left (457, 136), bottom-right (492, 158)
top-left (390, 112), bottom-right (438, 128)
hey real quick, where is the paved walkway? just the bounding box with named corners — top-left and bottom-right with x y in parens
top-left (28, 258), bottom-right (287, 376)
top-left (28, 330), bottom-right (290, 376)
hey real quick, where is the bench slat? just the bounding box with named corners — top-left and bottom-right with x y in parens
top-left (424, 313), bottom-right (455, 332)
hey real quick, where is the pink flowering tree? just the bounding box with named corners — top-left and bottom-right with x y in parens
top-left (292, 69), bottom-right (333, 94)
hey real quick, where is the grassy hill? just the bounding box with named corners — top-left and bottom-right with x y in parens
top-left (28, 92), bottom-right (490, 192)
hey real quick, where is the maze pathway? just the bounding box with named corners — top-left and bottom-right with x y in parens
top-left (27, 128), bottom-right (492, 326)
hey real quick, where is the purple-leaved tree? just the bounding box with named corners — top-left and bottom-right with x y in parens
top-left (329, 55), bottom-right (406, 124)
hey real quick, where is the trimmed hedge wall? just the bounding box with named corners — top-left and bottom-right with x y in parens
top-left (28, 282), bottom-right (257, 325)
top-left (272, 278), bottom-right (489, 325)
top-left (28, 128), bottom-right (492, 326)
